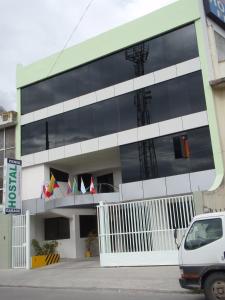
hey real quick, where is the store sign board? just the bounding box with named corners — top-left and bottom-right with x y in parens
top-left (3, 158), bottom-right (22, 214)
top-left (204, 0), bottom-right (225, 29)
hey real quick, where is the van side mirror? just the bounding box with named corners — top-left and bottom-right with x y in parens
top-left (174, 228), bottom-right (178, 240)
top-left (174, 228), bottom-right (179, 250)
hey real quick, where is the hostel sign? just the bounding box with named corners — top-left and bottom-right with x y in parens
top-left (204, 0), bottom-right (225, 29)
top-left (3, 158), bottom-right (22, 214)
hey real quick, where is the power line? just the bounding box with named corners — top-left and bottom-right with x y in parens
top-left (47, 0), bottom-right (95, 77)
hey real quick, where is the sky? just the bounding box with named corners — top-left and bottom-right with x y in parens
top-left (0, 0), bottom-right (176, 111)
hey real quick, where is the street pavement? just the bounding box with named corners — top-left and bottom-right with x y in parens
top-left (0, 258), bottom-right (202, 298)
top-left (0, 287), bottom-right (204, 300)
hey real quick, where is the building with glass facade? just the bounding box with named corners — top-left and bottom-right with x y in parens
top-left (16, 0), bottom-right (225, 261)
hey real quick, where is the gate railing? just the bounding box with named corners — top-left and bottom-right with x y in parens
top-left (97, 195), bottom-right (195, 254)
top-left (12, 210), bottom-right (30, 269)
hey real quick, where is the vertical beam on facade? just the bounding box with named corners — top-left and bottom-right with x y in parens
top-left (26, 210), bottom-right (30, 270)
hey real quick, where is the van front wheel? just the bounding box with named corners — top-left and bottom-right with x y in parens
top-left (204, 272), bottom-right (225, 300)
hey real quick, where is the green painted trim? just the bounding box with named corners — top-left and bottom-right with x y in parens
top-left (17, 0), bottom-right (200, 88)
top-left (16, 87), bottom-right (21, 159)
top-left (195, 20), bottom-right (224, 190)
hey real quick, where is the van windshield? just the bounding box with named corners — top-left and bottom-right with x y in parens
top-left (184, 218), bottom-right (223, 250)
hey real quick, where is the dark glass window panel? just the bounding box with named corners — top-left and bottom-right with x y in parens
top-left (58, 218), bottom-right (70, 240)
top-left (5, 127), bottom-right (15, 148)
top-left (77, 174), bottom-right (91, 192)
top-left (50, 168), bottom-right (69, 182)
top-left (63, 109), bottom-right (80, 145)
top-left (93, 99), bottom-right (120, 136)
top-left (146, 36), bottom-right (165, 72)
top-left (120, 142), bottom-right (142, 183)
top-left (163, 24), bottom-right (198, 68)
top-left (78, 106), bottom-right (96, 141)
top-left (45, 217), bottom-right (70, 240)
top-left (154, 135), bottom-right (189, 178)
top-left (149, 72), bottom-right (206, 123)
top-left (187, 127), bottom-right (215, 173)
top-left (79, 215), bottom-right (98, 238)
top-left (48, 115), bottom-right (65, 149)
top-left (0, 189), bottom-right (2, 204)
top-left (118, 92), bottom-right (139, 131)
top-left (21, 24), bottom-right (198, 115)
top-left (0, 150), bottom-right (4, 166)
top-left (120, 127), bottom-right (215, 183)
top-left (141, 24), bottom-right (199, 74)
top-left (21, 120), bottom-right (46, 155)
top-left (5, 148), bottom-right (15, 159)
top-left (0, 130), bottom-right (4, 149)
top-left (97, 173), bottom-right (114, 193)
top-left (0, 166), bottom-right (3, 188)
top-left (21, 72), bottom-right (206, 155)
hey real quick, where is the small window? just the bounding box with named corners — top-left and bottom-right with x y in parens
top-left (185, 218), bottom-right (223, 250)
top-left (45, 217), bottom-right (70, 240)
top-left (215, 32), bottom-right (225, 62)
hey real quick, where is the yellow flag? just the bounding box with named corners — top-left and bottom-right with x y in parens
top-left (48, 175), bottom-right (56, 193)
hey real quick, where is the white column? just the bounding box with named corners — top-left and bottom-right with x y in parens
top-left (26, 210), bottom-right (31, 270)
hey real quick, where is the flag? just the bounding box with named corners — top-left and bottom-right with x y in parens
top-left (54, 180), bottom-right (60, 188)
top-left (67, 178), bottom-right (72, 194)
top-left (72, 178), bottom-right (78, 194)
top-left (80, 177), bottom-right (86, 194)
top-left (90, 176), bottom-right (96, 194)
top-left (181, 135), bottom-right (190, 158)
top-left (48, 174), bottom-right (59, 193)
top-left (42, 184), bottom-right (53, 199)
top-left (48, 174), bottom-right (56, 194)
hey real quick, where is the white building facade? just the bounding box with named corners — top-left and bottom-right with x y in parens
top-left (16, 0), bottom-right (225, 264)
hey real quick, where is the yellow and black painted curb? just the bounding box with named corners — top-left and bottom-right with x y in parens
top-left (45, 254), bottom-right (60, 265)
top-left (32, 254), bottom-right (60, 269)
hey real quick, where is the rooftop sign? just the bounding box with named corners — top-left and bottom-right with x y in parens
top-left (204, 0), bottom-right (225, 29)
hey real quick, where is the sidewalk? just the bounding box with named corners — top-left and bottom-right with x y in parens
top-left (0, 258), bottom-right (193, 294)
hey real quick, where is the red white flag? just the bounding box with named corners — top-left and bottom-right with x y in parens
top-left (90, 176), bottom-right (96, 194)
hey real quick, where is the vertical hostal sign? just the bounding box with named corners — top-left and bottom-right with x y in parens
top-left (3, 158), bottom-right (22, 214)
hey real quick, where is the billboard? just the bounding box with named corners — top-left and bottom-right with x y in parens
top-left (3, 158), bottom-right (22, 214)
top-left (204, 0), bottom-right (225, 29)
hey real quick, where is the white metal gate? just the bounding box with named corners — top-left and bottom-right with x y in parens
top-left (12, 211), bottom-right (30, 269)
top-left (97, 195), bottom-right (195, 267)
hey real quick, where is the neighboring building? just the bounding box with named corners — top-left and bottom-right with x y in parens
top-left (16, 0), bottom-right (225, 263)
top-left (0, 111), bottom-right (17, 208)
top-left (0, 111), bottom-right (17, 269)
